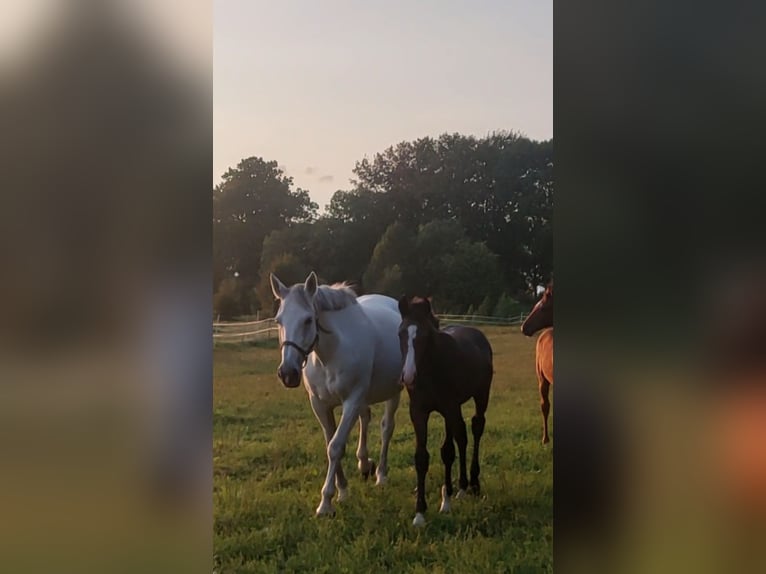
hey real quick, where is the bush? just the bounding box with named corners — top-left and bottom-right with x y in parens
top-left (476, 295), bottom-right (494, 317)
top-left (214, 278), bottom-right (242, 320)
top-left (493, 292), bottom-right (523, 318)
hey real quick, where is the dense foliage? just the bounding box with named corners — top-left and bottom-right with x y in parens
top-left (214, 132), bottom-right (552, 316)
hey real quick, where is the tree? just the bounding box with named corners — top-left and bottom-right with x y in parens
top-left (363, 222), bottom-right (417, 295)
top-left (213, 278), bottom-right (242, 320)
top-left (256, 253), bottom-right (311, 314)
top-left (476, 295), bottom-right (494, 317)
top-left (493, 292), bottom-right (523, 318)
top-left (213, 157), bottom-right (317, 290)
top-left (348, 132), bottom-right (552, 295)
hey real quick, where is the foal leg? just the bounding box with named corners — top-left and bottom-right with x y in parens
top-left (439, 420), bottom-right (455, 513)
top-left (540, 378), bottom-right (551, 445)
top-left (470, 390), bottom-right (489, 494)
top-left (356, 405), bottom-right (375, 479)
top-left (410, 403), bottom-right (430, 527)
top-left (309, 396), bottom-right (348, 501)
top-left (376, 393), bottom-right (400, 486)
top-left (449, 407), bottom-right (469, 498)
top-left (316, 398), bottom-right (362, 516)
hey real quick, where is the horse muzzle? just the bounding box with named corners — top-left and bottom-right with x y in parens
top-left (277, 366), bottom-right (302, 388)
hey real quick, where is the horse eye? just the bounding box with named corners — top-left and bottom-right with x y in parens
top-left (304, 317), bottom-right (313, 326)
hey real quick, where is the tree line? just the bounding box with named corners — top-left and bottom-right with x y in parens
top-left (213, 131), bottom-right (552, 319)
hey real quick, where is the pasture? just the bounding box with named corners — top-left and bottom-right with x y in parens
top-left (214, 326), bottom-right (552, 573)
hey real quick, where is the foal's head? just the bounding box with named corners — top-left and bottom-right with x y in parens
top-left (522, 282), bottom-right (553, 336)
top-left (270, 271), bottom-right (321, 388)
top-left (397, 296), bottom-right (440, 390)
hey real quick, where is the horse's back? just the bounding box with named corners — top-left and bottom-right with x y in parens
top-left (443, 325), bottom-right (493, 361)
top-left (536, 327), bottom-right (553, 385)
top-left (357, 293), bottom-right (398, 314)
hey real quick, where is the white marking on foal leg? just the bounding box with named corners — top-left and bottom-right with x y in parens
top-left (439, 485), bottom-right (451, 513)
top-left (412, 512), bottom-right (426, 527)
top-left (454, 488), bottom-right (467, 500)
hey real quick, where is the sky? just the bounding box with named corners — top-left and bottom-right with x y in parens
top-left (214, 0), bottom-right (552, 210)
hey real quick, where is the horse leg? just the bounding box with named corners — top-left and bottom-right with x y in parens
top-left (356, 405), bottom-right (374, 479)
top-left (410, 401), bottom-right (430, 526)
top-left (439, 420), bottom-right (455, 513)
top-left (540, 378), bottom-right (551, 445)
top-left (316, 398), bottom-right (361, 516)
top-left (469, 389), bottom-right (489, 495)
top-left (449, 406), bottom-right (469, 497)
top-left (376, 392), bottom-right (400, 486)
top-left (309, 396), bottom-right (348, 501)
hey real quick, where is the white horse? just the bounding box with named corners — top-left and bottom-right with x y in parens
top-left (269, 271), bottom-right (403, 516)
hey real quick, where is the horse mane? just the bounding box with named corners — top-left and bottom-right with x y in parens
top-left (313, 282), bottom-right (358, 312)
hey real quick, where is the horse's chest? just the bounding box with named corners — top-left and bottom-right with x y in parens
top-left (305, 366), bottom-right (356, 402)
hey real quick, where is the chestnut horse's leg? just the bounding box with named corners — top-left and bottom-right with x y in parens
top-left (410, 401), bottom-right (430, 526)
top-left (540, 378), bottom-right (551, 444)
top-left (439, 421), bottom-right (455, 513)
top-left (469, 389), bottom-right (489, 494)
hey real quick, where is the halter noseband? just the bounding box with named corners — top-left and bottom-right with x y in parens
top-left (280, 317), bottom-right (331, 368)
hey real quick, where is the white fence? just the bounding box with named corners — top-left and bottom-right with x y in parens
top-left (213, 317), bottom-right (278, 344)
top-left (437, 313), bottom-right (527, 326)
top-left (213, 313), bottom-right (527, 344)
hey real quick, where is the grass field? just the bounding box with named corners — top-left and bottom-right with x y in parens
top-left (214, 326), bottom-right (552, 573)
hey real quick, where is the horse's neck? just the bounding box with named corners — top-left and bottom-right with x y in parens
top-left (312, 305), bottom-right (361, 365)
top-left (418, 332), bottom-right (455, 379)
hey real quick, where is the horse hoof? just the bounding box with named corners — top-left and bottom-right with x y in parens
top-left (315, 503), bottom-right (336, 517)
top-left (412, 513), bottom-right (426, 527)
top-left (454, 489), bottom-right (467, 500)
top-left (375, 474), bottom-right (388, 486)
top-left (542, 436), bottom-right (550, 445)
top-left (336, 487), bottom-right (348, 503)
top-left (439, 486), bottom-right (451, 513)
top-left (361, 460), bottom-right (376, 480)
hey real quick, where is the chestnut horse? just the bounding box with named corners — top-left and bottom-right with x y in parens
top-left (398, 296), bottom-right (493, 527)
top-left (521, 283), bottom-right (554, 444)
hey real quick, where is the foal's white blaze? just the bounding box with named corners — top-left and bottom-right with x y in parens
top-left (401, 325), bottom-right (418, 385)
top-left (439, 485), bottom-right (451, 513)
top-left (413, 512), bottom-right (426, 527)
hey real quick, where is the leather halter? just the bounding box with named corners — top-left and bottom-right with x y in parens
top-left (280, 317), bottom-right (331, 368)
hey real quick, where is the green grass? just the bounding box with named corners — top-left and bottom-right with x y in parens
top-left (214, 326), bottom-right (552, 573)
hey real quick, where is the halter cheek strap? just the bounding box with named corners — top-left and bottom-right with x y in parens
top-left (280, 317), bottom-right (331, 368)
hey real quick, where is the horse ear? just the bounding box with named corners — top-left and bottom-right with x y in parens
top-left (398, 295), bottom-right (409, 317)
top-left (270, 273), bottom-right (289, 300)
top-left (304, 271), bottom-right (318, 298)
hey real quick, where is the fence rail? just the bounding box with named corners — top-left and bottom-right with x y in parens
top-left (213, 312), bottom-right (526, 344)
top-left (213, 317), bottom-right (277, 343)
top-left (438, 313), bottom-right (527, 326)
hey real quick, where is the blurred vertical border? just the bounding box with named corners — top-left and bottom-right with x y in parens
top-left (556, 1), bottom-right (766, 572)
top-left (0, 1), bottom-right (211, 572)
